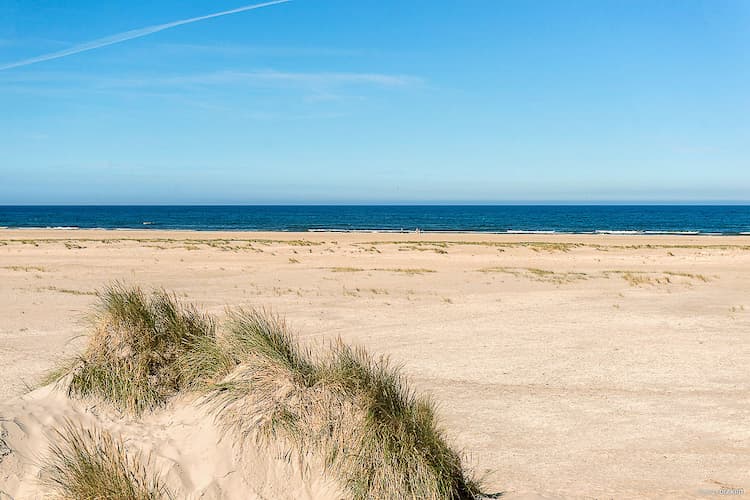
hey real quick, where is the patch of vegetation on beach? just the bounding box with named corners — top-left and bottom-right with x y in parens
top-left (599, 243), bottom-right (750, 251)
top-left (39, 286), bottom-right (98, 296)
top-left (1, 265), bottom-right (48, 272)
top-left (604, 270), bottom-right (711, 287)
top-left (42, 421), bottom-right (171, 500)
top-left (328, 266), bottom-right (437, 276)
top-left (361, 240), bottom-right (582, 252)
top-left (39, 358), bottom-right (80, 388)
top-left (479, 266), bottom-right (589, 283)
top-left (662, 271), bottom-right (710, 282)
top-left (45, 284), bottom-right (484, 499)
top-left (380, 267), bottom-right (437, 275)
top-left (619, 272), bottom-right (662, 286)
top-left (207, 309), bottom-right (482, 499)
top-left (49, 284), bottom-right (223, 415)
top-left (410, 246), bottom-right (448, 254)
top-left (330, 266), bottom-right (366, 272)
top-left (396, 242), bottom-right (450, 254)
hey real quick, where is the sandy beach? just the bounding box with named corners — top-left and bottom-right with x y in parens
top-left (1, 229), bottom-right (749, 498)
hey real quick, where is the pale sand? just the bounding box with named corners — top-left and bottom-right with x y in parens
top-left (1, 229), bottom-right (749, 498)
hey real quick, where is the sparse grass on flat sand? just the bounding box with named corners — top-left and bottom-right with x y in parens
top-left (1, 265), bottom-right (48, 272)
top-left (604, 270), bottom-right (711, 287)
top-left (329, 266), bottom-right (436, 275)
top-left (479, 266), bottom-right (588, 283)
top-left (42, 421), bottom-right (171, 500)
top-left (45, 285), bottom-right (483, 499)
top-left (478, 266), bottom-right (712, 287)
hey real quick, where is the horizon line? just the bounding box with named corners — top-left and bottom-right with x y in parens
top-left (2, 202), bottom-right (750, 207)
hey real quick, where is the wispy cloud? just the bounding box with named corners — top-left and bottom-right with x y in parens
top-left (0, 0), bottom-right (291, 71)
top-left (0, 68), bottom-right (420, 90)
top-left (154, 43), bottom-right (365, 58)
top-left (108, 70), bottom-right (421, 88)
top-left (0, 68), bottom-right (421, 107)
top-left (256, 70), bottom-right (417, 87)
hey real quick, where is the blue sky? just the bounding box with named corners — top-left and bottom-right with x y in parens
top-left (1, 0), bottom-right (748, 204)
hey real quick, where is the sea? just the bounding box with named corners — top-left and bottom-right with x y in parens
top-left (0, 205), bottom-right (749, 235)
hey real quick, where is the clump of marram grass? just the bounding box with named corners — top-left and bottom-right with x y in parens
top-left (208, 309), bottom-right (482, 499)
top-left (65, 283), bottom-right (222, 415)
top-left (42, 421), bottom-right (171, 500)
top-left (44, 285), bottom-right (484, 498)
top-left (207, 309), bottom-right (324, 445)
top-left (323, 343), bottom-right (481, 499)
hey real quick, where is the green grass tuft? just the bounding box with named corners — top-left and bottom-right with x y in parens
top-left (208, 310), bottom-right (482, 499)
top-left (66, 283), bottom-right (219, 415)
top-left (42, 421), bottom-right (171, 500)
top-left (324, 343), bottom-right (481, 499)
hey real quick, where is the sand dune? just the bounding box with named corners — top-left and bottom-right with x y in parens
top-left (1, 384), bottom-right (343, 499)
top-left (1, 230), bottom-right (749, 498)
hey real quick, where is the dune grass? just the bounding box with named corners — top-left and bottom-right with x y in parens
top-left (65, 283), bottom-right (221, 415)
top-left (42, 421), bottom-right (171, 500)
top-left (324, 342), bottom-right (480, 499)
top-left (48, 284), bottom-right (483, 498)
top-left (209, 309), bottom-right (481, 499)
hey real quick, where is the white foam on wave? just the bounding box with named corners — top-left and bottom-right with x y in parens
top-left (505, 230), bottom-right (557, 234)
top-left (307, 228), bottom-right (412, 233)
top-left (643, 231), bottom-right (700, 235)
top-left (595, 230), bottom-right (642, 235)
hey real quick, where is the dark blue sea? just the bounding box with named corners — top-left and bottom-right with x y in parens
top-left (0, 206), bottom-right (749, 235)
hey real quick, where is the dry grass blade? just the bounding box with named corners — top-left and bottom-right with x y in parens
top-left (41, 421), bottom-right (171, 500)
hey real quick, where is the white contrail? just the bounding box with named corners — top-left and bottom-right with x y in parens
top-left (0, 0), bottom-right (291, 71)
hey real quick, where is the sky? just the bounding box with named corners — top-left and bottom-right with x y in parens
top-left (0, 0), bottom-right (748, 204)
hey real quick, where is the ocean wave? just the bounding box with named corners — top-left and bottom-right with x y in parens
top-left (505, 230), bottom-right (557, 234)
top-left (595, 230), bottom-right (642, 235)
top-left (643, 230), bottom-right (700, 235)
top-left (308, 228), bottom-right (412, 233)
top-left (16, 226), bottom-right (81, 230)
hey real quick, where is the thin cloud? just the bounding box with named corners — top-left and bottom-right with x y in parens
top-left (111, 70), bottom-right (421, 88)
top-left (0, 69), bottom-right (421, 104)
top-left (0, 0), bottom-right (291, 71)
top-left (154, 43), bottom-right (365, 58)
